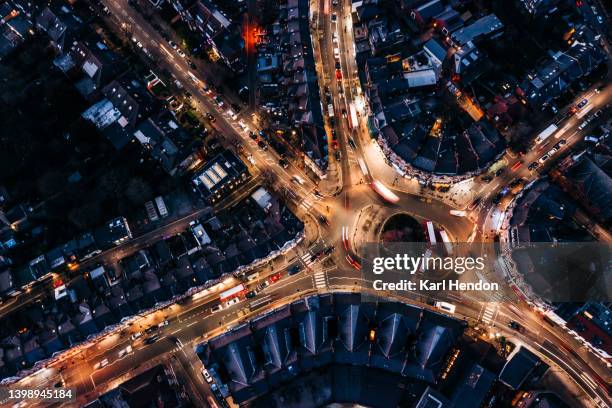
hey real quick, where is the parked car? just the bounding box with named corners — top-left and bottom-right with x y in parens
top-left (528, 161), bottom-right (540, 171)
top-left (202, 368), bottom-right (213, 383)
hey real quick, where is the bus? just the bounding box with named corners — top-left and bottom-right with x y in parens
top-left (371, 180), bottom-right (400, 204)
top-left (357, 158), bottom-right (369, 177)
top-left (348, 103), bottom-right (358, 130)
top-left (219, 284), bottom-right (245, 301)
top-left (439, 229), bottom-right (453, 255)
top-left (534, 124), bottom-right (558, 145)
top-left (425, 221), bottom-right (437, 245)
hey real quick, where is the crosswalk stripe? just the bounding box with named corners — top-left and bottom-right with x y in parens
top-left (313, 272), bottom-right (327, 288)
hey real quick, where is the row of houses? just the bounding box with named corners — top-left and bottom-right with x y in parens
top-left (170, 0), bottom-right (246, 72)
top-left (0, 188), bottom-right (303, 377)
top-left (353, 1), bottom-right (506, 177)
top-left (32, 2), bottom-right (207, 176)
top-left (254, 0), bottom-right (328, 177)
top-left (198, 292), bottom-right (554, 407)
top-left (0, 217), bottom-right (131, 298)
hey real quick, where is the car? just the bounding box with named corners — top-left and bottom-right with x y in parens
top-left (335, 151), bottom-right (341, 161)
top-left (577, 98), bottom-right (588, 109)
top-left (210, 304), bottom-right (223, 313)
top-left (279, 158), bottom-right (289, 168)
top-left (336, 69), bottom-right (342, 80)
top-left (214, 95), bottom-right (224, 107)
top-left (332, 0), bottom-right (338, 5)
top-left (246, 155), bottom-right (256, 165)
top-left (94, 358), bottom-right (109, 369)
top-left (331, 129), bottom-right (337, 140)
top-left (528, 161), bottom-right (540, 171)
top-left (257, 280), bottom-right (270, 291)
top-left (289, 264), bottom-right (301, 275)
top-left (145, 326), bottom-right (159, 334)
top-left (202, 85), bottom-right (213, 95)
top-left (331, 140), bottom-right (339, 149)
top-left (324, 245), bottom-right (335, 255)
top-left (144, 334), bottom-right (160, 344)
top-left (508, 321), bottom-right (524, 332)
top-left (227, 109), bottom-right (238, 120)
top-left (187, 59), bottom-right (196, 69)
top-left (225, 297), bottom-right (240, 307)
top-left (547, 147), bottom-right (558, 156)
top-left (557, 139), bottom-right (566, 146)
top-left (494, 168), bottom-right (504, 177)
top-left (238, 119), bottom-right (248, 131)
top-left (245, 290), bottom-right (256, 299)
top-left (205, 112), bottom-right (215, 122)
top-left (578, 121), bottom-right (588, 130)
top-left (584, 135), bottom-right (599, 143)
top-left (331, 13), bottom-right (337, 21)
top-left (318, 215), bottom-right (330, 226)
top-left (292, 175), bottom-right (305, 185)
top-left (480, 174), bottom-right (493, 182)
top-left (131, 332), bottom-right (143, 341)
top-left (202, 368), bottom-right (213, 383)
top-left (118, 345), bottom-right (133, 358)
top-left (158, 320), bottom-right (169, 328)
top-left (258, 140), bottom-right (268, 150)
top-left (335, 61), bottom-right (341, 69)
top-left (347, 138), bottom-right (356, 150)
top-left (538, 154), bottom-right (550, 163)
top-left (434, 301), bottom-right (456, 314)
top-left (168, 40), bottom-right (177, 49)
top-left (270, 272), bottom-right (281, 283)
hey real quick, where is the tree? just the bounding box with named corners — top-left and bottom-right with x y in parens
top-left (68, 202), bottom-right (102, 229)
top-left (124, 177), bottom-right (153, 205)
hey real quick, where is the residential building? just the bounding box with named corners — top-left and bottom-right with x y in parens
top-left (191, 150), bottom-right (249, 203)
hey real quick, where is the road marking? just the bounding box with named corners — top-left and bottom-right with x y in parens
top-left (313, 271), bottom-right (328, 289)
top-left (300, 199), bottom-right (314, 212)
top-left (480, 303), bottom-right (498, 325)
top-left (160, 45), bottom-right (174, 59)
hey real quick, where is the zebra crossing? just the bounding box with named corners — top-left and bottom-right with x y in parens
top-left (313, 271), bottom-right (328, 289)
top-left (300, 199), bottom-right (314, 212)
top-left (481, 303), bottom-right (498, 325)
top-left (301, 252), bottom-right (315, 268)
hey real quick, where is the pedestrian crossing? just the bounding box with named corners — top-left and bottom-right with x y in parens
top-left (300, 199), bottom-right (314, 212)
top-left (301, 252), bottom-right (314, 268)
top-left (313, 271), bottom-right (328, 289)
top-left (481, 303), bottom-right (498, 325)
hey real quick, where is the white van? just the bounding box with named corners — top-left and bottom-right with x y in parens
top-left (434, 301), bottom-right (456, 314)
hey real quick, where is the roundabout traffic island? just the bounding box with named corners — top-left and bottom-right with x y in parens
top-left (379, 213), bottom-right (425, 245)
